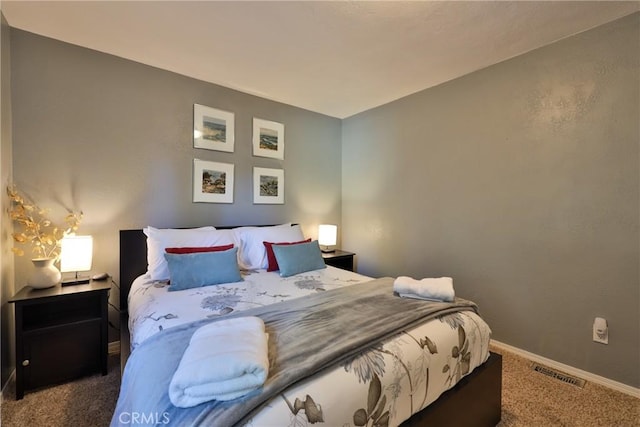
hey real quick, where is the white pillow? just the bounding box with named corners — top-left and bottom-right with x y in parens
top-left (234, 224), bottom-right (304, 270)
top-left (144, 226), bottom-right (238, 280)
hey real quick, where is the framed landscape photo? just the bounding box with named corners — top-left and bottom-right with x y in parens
top-left (252, 118), bottom-right (284, 160)
top-left (193, 159), bottom-right (234, 203)
top-left (194, 104), bottom-right (235, 152)
top-left (253, 167), bottom-right (284, 204)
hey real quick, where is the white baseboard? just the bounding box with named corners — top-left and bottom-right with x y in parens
top-left (108, 341), bottom-right (120, 355)
top-left (491, 339), bottom-right (639, 398)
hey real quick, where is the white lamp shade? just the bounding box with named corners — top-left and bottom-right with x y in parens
top-left (60, 235), bottom-right (93, 273)
top-left (318, 224), bottom-right (337, 247)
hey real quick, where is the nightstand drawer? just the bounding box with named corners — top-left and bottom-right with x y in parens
top-left (322, 250), bottom-right (356, 272)
top-left (325, 256), bottom-right (354, 271)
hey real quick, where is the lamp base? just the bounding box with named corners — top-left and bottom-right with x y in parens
top-left (321, 248), bottom-right (336, 254)
top-left (61, 276), bottom-right (91, 286)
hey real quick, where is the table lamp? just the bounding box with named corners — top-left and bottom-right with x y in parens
top-left (318, 224), bottom-right (337, 253)
top-left (60, 235), bottom-right (93, 286)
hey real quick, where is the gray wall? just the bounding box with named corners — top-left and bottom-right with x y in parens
top-left (11, 29), bottom-right (341, 287)
top-left (1, 11), bottom-right (15, 387)
top-left (9, 29), bottom-right (343, 340)
top-left (342, 13), bottom-right (639, 387)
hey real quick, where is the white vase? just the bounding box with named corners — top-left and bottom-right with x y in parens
top-left (27, 258), bottom-right (61, 289)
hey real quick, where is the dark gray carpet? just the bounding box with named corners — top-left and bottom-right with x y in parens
top-left (1, 348), bottom-right (638, 426)
top-left (1, 354), bottom-right (120, 427)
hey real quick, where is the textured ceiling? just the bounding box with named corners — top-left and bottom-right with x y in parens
top-left (3, 1), bottom-right (639, 118)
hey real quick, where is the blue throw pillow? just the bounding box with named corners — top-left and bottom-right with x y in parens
top-left (272, 240), bottom-right (326, 277)
top-left (165, 247), bottom-right (242, 291)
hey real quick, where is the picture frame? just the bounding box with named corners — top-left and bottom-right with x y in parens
top-left (252, 118), bottom-right (284, 160)
top-left (194, 104), bottom-right (235, 152)
top-left (193, 159), bottom-right (234, 203)
top-left (253, 167), bottom-right (284, 204)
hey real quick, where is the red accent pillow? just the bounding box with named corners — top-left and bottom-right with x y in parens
top-left (165, 244), bottom-right (234, 254)
top-left (263, 239), bottom-right (312, 272)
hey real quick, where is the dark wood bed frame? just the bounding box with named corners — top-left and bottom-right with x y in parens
top-left (119, 228), bottom-right (502, 426)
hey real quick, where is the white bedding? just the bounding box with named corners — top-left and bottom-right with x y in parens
top-left (128, 266), bottom-right (371, 349)
top-left (126, 266), bottom-right (492, 426)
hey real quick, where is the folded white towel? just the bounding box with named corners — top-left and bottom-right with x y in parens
top-left (169, 316), bottom-right (269, 408)
top-left (393, 276), bottom-right (455, 302)
top-left (397, 292), bottom-right (446, 302)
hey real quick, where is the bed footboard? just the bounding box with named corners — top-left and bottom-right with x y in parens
top-left (401, 351), bottom-right (502, 427)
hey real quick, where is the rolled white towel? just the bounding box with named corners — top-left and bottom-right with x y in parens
top-left (393, 276), bottom-right (455, 302)
top-left (169, 316), bottom-right (269, 408)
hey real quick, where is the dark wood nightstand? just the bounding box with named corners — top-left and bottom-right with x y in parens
top-left (9, 280), bottom-right (110, 399)
top-left (322, 250), bottom-right (355, 272)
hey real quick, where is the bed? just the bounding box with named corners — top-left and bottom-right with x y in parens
top-left (115, 225), bottom-right (502, 426)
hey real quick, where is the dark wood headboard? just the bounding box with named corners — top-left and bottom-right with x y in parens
top-left (119, 225), bottom-right (293, 313)
top-left (119, 229), bottom-right (148, 312)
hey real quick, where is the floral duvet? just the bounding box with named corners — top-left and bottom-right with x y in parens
top-left (124, 267), bottom-right (492, 427)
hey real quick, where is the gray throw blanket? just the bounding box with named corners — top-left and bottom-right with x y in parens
top-left (111, 277), bottom-right (479, 427)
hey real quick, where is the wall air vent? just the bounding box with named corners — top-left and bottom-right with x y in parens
top-left (531, 363), bottom-right (586, 388)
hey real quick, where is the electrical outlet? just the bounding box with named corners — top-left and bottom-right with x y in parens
top-left (593, 328), bottom-right (608, 344)
top-left (593, 317), bottom-right (608, 344)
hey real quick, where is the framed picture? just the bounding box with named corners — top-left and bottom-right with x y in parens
top-left (253, 167), bottom-right (284, 204)
top-left (193, 159), bottom-right (234, 203)
top-left (253, 118), bottom-right (284, 160)
top-left (194, 104), bottom-right (235, 152)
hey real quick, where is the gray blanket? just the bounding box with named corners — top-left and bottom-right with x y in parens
top-left (111, 277), bottom-right (478, 427)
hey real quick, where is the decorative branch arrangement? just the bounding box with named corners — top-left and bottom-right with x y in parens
top-left (7, 186), bottom-right (83, 259)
